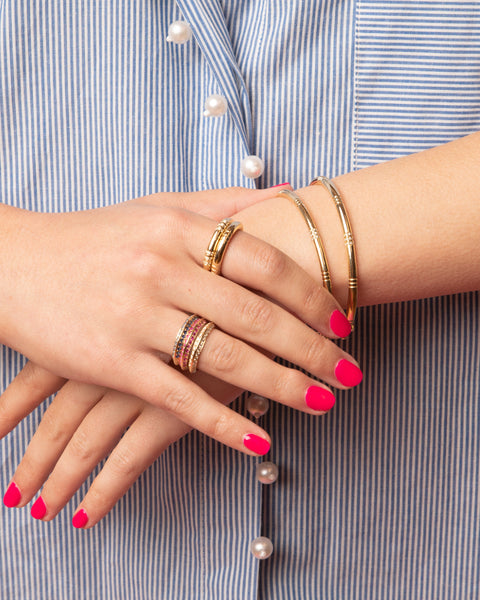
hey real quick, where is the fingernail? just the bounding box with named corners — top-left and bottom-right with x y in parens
top-left (270, 182), bottom-right (291, 188)
top-left (72, 508), bottom-right (89, 529)
top-left (3, 482), bottom-right (21, 508)
top-left (243, 433), bottom-right (270, 455)
top-left (335, 359), bottom-right (363, 387)
top-left (305, 386), bottom-right (336, 412)
top-left (31, 496), bottom-right (47, 520)
top-left (330, 309), bottom-right (352, 338)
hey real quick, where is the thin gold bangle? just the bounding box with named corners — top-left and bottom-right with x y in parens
top-left (309, 176), bottom-right (358, 325)
top-left (211, 221), bottom-right (243, 275)
top-left (203, 218), bottom-right (231, 271)
top-left (277, 189), bottom-right (332, 293)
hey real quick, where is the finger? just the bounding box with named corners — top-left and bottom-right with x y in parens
top-left (117, 353), bottom-right (271, 457)
top-left (0, 362), bottom-right (65, 439)
top-left (176, 220), bottom-right (350, 339)
top-left (152, 314), bottom-right (345, 413)
top-left (68, 404), bottom-right (190, 529)
top-left (137, 185), bottom-right (292, 221)
top-left (5, 380), bottom-right (108, 508)
top-left (30, 391), bottom-right (145, 521)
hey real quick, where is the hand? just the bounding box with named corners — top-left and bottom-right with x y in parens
top-left (2, 362), bottom-right (239, 527)
top-left (0, 187), bottom-right (361, 456)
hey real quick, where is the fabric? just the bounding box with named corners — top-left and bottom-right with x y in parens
top-left (1, 1), bottom-right (479, 598)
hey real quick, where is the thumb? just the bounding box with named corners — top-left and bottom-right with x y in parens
top-left (182, 183), bottom-right (293, 220)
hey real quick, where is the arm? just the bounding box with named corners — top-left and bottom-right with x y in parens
top-left (4, 133), bottom-right (479, 527)
top-left (233, 132), bottom-right (480, 307)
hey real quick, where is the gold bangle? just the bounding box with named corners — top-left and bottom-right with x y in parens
top-left (309, 176), bottom-right (358, 325)
top-left (210, 221), bottom-right (243, 275)
top-left (188, 321), bottom-right (216, 373)
top-left (203, 218), bottom-right (232, 271)
top-left (277, 189), bottom-right (332, 293)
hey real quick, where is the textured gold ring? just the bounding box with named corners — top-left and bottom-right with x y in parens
top-left (210, 220), bottom-right (243, 275)
top-left (203, 218), bottom-right (232, 271)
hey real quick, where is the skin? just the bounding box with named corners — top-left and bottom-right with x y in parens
top-left (2, 131), bottom-right (480, 527)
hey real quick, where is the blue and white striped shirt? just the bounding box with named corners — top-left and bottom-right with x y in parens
top-left (1, 1), bottom-right (479, 598)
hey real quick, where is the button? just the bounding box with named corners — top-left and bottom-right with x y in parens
top-left (241, 155), bottom-right (264, 179)
top-left (246, 394), bottom-right (269, 418)
top-left (256, 461), bottom-right (279, 485)
top-left (250, 536), bottom-right (273, 559)
top-left (203, 94), bottom-right (228, 117)
top-left (166, 21), bottom-right (192, 44)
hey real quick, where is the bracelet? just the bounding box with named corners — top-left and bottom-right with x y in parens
top-left (277, 188), bottom-right (332, 293)
top-left (309, 176), bottom-right (358, 326)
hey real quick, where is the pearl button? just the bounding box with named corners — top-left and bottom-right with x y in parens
top-left (250, 536), bottom-right (273, 560)
top-left (246, 394), bottom-right (269, 418)
top-left (203, 94), bottom-right (228, 117)
top-left (166, 21), bottom-right (192, 44)
top-left (241, 155), bottom-right (264, 179)
top-left (256, 461), bottom-right (279, 485)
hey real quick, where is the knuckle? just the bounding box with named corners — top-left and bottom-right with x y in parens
top-left (238, 297), bottom-right (274, 335)
top-left (208, 337), bottom-right (239, 374)
top-left (108, 446), bottom-right (139, 479)
top-left (69, 429), bottom-right (96, 463)
top-left (254, 245), bottom-right (287, 279)
top-left (209, 412), bottom-right (233, 440)
top-left (271, 368), bottom-right (302, 403)
top-left (40, 408), bottom-right (70, 446)
top-left (302, 284), bottom-right (324, 315)
top-left (303, 334), bottom-right (327, 372)
top-left (162, 387), bottom-right (195, 416)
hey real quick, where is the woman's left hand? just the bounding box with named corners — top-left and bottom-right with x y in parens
top-left (1, 362), bottom-right (241, 527)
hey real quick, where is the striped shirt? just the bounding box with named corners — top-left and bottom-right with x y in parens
top-left (1, 1), bottom-right (479, 598)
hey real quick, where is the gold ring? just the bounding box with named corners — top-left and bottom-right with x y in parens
top-left (210, 221), bottom-right (243, 275)
top-left (203, 219), bottom-right (231, 271)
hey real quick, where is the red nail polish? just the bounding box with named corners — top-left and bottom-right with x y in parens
top-left (72, 508), bottom-right (89, 529)
top-left (335, 359), bottom-right (363, 387)
top-left (305, 386), bottom-right (335, 412)
top-left (330, 309), bottom-right (352, 338)
top-left (3, 482), bottom-right (21, 508)
top-left (243, 433), bottom-right (270, 455)
top-left (31, 496), bottom-right (47, 520)
top-left (270, 182), bottom-right (291, 188)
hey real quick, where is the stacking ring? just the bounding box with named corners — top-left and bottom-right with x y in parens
top-left (172, 314), bottom-right (216, 373)
top-left (203, 218), bottom-right (243, 275)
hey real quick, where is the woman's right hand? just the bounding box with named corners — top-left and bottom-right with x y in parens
top-left (0, 187), bottom-right (361, 455)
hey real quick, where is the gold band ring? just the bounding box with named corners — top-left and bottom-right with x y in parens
top-left (171, 314), bottom-right (216, 373)
top-left (203, 218), bottom-right (232, 271)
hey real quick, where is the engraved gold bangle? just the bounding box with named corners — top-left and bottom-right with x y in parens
top-left (188, 321), bottom-right (216, 373)
top-left (210, 220), bottom-right (243, 275)
top-left (309, 176), bottom-right (358, 325)
top-left (203, 218), bottom-right (232, 271)
top-left (277, 189), bottom-right (332, 293)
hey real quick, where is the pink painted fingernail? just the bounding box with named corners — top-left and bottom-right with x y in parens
top-left (270, 182), bottom-right (291, 188)
top-left (330, 309), bottom-right (352, 338)
top-left (305, 386), bottom-right (336, 412)
top-left (72, 508), bottom-right (89, 529)
top-left (3, 482), bottom-right (21, 508)
top-left (243, 433), bottom-right (270, 455)
top-left (335, 359), bottom-right (363, 387)
top-left (31, 496), bottom-right (47, 520)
